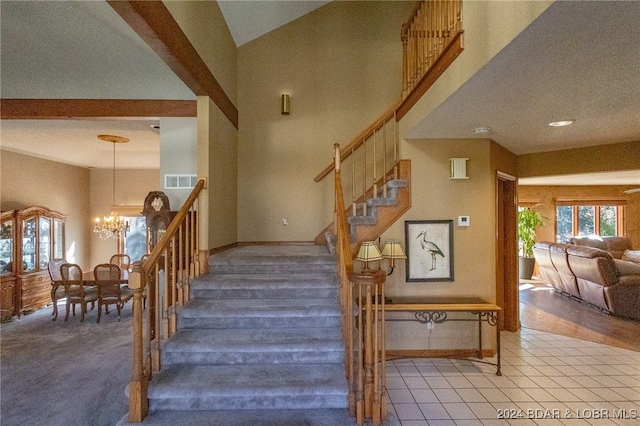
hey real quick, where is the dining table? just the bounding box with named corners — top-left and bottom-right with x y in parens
top-left (50, 268), bottom-right (129, 320)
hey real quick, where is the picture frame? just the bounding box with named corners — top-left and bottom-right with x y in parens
top-left (405, 220), bottom-right (454, 282)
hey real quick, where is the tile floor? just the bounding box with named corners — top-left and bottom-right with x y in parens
top-left (383, 327), bottom-right (640, 425)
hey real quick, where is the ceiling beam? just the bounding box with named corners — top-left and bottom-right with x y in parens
top-left (0, 99), bottom-right (196, 120)
top-left (107, 0), bottom-right (238, 129)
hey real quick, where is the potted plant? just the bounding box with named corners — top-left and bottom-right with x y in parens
top-left (518, 205), bottom-right (546, 279)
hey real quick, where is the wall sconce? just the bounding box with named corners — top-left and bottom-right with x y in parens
top-left (449, 158), bottom-right (469, 180)
top-left (355, 240), bottom-right (406, 275)
top-left (281, 94), bottom-right (290, 115)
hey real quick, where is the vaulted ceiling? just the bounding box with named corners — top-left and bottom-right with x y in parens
top-left (1, 1), bottom-right (639, 185)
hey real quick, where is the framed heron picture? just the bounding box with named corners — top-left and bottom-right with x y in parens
top-left (405, 220), bottom-right (454, 282)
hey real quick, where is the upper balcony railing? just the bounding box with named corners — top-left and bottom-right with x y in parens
top-left (401, 0), bottom-right (463, 98)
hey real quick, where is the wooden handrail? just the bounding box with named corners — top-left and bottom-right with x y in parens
top-left (315, 101), bottom-right (401, 183)
top-left (142, 178), bottom-right (206, 273)
top-left (127, 178), bottom-right (206, 423)
top-left (315, 0), bottom-right (463, 185)
top-left (334, 144), bottom-right (387, 425)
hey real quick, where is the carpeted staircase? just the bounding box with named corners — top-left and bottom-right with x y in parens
top-left (124, 245), bottom-right (355, 425)
top-left (346, 179), bottom-right (408, 234)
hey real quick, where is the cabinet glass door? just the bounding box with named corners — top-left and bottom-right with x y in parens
top-left (0, 219), bottom-right (13, 275)
top-left (22, 217), bottom-right (37, 272)
top-left (39, 217), bottom-right (51, 269)
top-left (54, 219), bottom-right (64, 260)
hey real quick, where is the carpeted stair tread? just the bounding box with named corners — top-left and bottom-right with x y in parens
top-left (347, 215), bottom-right (377, 226)
top-left (148, 363), bottom-right (348, 398)
top-left (117, 408), bottom-right (356, 425)
top-left (191, 273), bottom-right (339, 299)
top-left (209, 245), bottom-right (336, 267)
top-left (386, 179), bottom-right (407, 188)
top-left (180, 298), bottom-right (340, 313)
top-left (192, 273), bottom-right (338, 288)
top-left (367, 196), bottom-right (399, 207)
top-left (164, 328), bottom-right (344, 352)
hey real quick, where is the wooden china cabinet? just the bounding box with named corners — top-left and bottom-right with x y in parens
top-left (1, 210), bottom-right (17, 321)
top-left (15, 206), bottom-right (66, 317)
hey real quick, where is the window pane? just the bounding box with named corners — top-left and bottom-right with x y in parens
top-left (577, 206), bottom-right (595, 236)
top-left (599, 206), bottom-right (617, 236)
top-left (124, 217), bottom-right (147, 262)
top-left (556, 206), bottom-right (574, 242)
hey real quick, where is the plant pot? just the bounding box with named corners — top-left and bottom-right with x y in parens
top-left (519, 256), bottom-right (536, 280)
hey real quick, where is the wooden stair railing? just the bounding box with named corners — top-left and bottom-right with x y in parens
top-left (401, 0), bottom-right (463, 99)
top-left (333, 145), bottom-right (387, 426)
top-left (314, 105), bottom-right (405, 251)
top-left (315, 1), bottom-right (463, 249)
top-left (127, 178), bottom-right (206, 423)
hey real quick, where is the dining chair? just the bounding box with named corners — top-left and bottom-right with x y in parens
top-left (47, 258), bottom-right (68, 321)
top-left (94, 263), bottom-right (133, 323)
top-left (60, 263), bottom-right (98, 322)
top-left (109, 253), bottom-right (131, 274)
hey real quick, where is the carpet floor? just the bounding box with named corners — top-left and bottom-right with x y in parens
top-left (1, 302), bottom-right (133, 426)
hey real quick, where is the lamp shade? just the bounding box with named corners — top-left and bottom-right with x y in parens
top-left (355, 241), bottom-right (383, 262)
top-left (381, 240), bottom-right (407, 259)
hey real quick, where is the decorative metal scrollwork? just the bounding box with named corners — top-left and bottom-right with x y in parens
top-left (415, 311), bottom-right (447, 324)
top-left (480, 311), bottom-right (498, 326)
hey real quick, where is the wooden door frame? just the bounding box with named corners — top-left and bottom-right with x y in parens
top-left (496, 172), bottom-right (519, 332)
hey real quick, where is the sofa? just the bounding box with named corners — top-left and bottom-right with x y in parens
top-left (569, 236), bottom-right (633, 259)
top-left (533, 242), bottom-right (640, 321)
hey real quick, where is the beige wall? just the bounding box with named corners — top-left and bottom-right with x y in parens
top-left (379, 138), bottom-right (497, 350)
top-left (168, 0), bottom-right (239, 252)
top-left (236, 1), bottom-right (414, 242)
top-left (517, 140), bottom-right (640, 178)
top-left (1, 150), bottom-right (91, 269)
top-left (518, 185), bottom-right (640, 249)
top-left (198, 97), bottom-right (238, 250)
top-left (165, 0), bottom-right (237, 104)
top-left (89, 168), bottom-right (159, 268)
top-left (159, 117), bottom-right (198, 209)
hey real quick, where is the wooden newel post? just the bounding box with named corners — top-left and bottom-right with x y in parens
top-left (128, 263), bottom-right (149, 422)
top-left (348, 269), bottom-right (386, 426)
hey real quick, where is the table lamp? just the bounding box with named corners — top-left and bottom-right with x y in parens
top-left (355, 241), bottom-right (383, 270)
top-left (381, 240), bottom-right (407, 275)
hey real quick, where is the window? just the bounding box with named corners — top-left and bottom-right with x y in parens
top-left (555, 201), bottom-right (625, 243)
top-left (122, 216), bottom-right (147, 262)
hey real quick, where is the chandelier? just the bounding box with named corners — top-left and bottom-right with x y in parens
top-left (93, 135), bottom-right (130, 239)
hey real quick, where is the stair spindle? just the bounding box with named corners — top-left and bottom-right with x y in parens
top-left (372, 128), bottom-right (378, 199)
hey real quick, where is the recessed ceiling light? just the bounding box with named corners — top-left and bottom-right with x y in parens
top-left (548, 119), bottom-right (575, 127)
top-left (473, 127), bottom-right (490, 134)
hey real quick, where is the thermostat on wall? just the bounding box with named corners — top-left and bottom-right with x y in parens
top-left (458, 216), bottom-right (470, 227)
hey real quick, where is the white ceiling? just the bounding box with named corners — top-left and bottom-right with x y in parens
top-left (218, 0), bottom-right (330, 47)
top-left (1, 1), bottom-right (639, 184)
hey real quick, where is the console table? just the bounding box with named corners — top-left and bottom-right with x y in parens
top-left (384, 297), bottom-right (501, 375)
